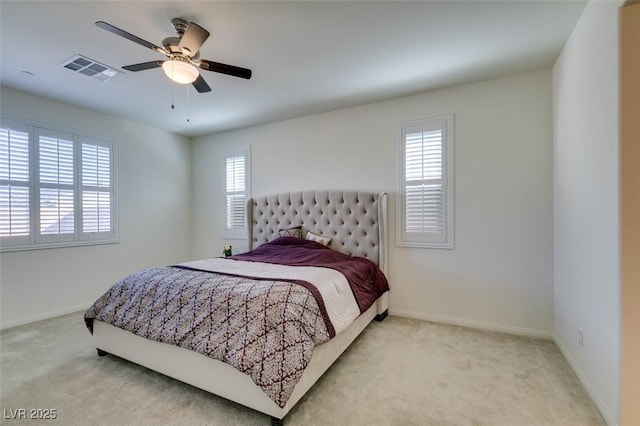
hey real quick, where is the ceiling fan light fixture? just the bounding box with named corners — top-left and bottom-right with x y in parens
top-left (162, 58), bottom-right (199, 84)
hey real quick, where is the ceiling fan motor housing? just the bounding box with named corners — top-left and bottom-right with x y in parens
top-left (162, 36), bottom-right (182, 54)
top-left (165, 19), bottom-right (201, 58)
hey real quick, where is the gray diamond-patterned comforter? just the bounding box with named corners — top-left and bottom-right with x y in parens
top-left (84, 267), bottom-right (331, 407)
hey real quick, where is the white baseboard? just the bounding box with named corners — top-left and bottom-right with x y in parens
top-left (553, 336), bottom-right (617, 426)
top-left (388, 308), bottom-right (553, 339)
top-left (0, 302), bottom-right (91, 330)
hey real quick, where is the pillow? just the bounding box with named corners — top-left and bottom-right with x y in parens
top-left (279, 226), bottom-right (302, 239)
top-left (305, 230), bottom-right (331, 246)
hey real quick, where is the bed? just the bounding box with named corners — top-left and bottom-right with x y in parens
top-left (85, 190), bottom-right (390, 425)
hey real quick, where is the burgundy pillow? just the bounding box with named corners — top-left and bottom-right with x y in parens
top-left (278, 226), bottom-right (302, 238)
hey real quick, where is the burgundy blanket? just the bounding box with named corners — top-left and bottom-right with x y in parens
top-left (230, 236), bottom-right (389, 313)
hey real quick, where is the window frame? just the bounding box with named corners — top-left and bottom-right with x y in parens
top-left (396, 114), bottom-right (454, 249)
top-left (1, 115), bottom-right (118, 252)
top-left (0, 120), bottom-right (31, 248)
top-left (223, 147), bottom-right (251, 240)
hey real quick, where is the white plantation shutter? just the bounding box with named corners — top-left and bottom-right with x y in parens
top-left (398, 115), bottom-right (454, 248)
top-left (224, 148), bottom-right (250, 238)
top-left (226, 156), bottom-right (245, 229)
top-left (81, 141), bottom-right (112, 235)
top-left (1, 116), bottom-right (117, 251)
top-left (37, 131), bottom-right (75, 240)
top-left (0, 125), bottom-right (31, 242)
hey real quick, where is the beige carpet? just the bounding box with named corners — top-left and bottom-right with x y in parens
top-left (0, 312), bottom-right (604, 426)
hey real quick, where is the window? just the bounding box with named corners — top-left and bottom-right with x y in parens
top-left (397, 115), bottom-right (454, 248)
top-left (1, 116), bottom-right (117, 251)
top-left (224, 148), bottom-right (250, 239)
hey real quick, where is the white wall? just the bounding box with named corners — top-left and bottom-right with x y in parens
top-left (0, 87), bottom-right (193, 328)
top-left (193, 70), bottom-right (554, 337)
top-left (552, 1), bottom-right (621, 424)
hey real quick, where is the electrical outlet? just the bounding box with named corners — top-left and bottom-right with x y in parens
top-left (578, 328), bottom-right (584, 346)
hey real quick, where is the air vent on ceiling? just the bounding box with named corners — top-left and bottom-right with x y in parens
top-left (61, 55), bottom-right (121, 81)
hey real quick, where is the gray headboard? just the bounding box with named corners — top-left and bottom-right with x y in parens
top-left (247, 190), bottom-right (388, 274)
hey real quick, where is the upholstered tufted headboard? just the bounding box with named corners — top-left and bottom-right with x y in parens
top-left (247, 190), bottom-right (388, 274)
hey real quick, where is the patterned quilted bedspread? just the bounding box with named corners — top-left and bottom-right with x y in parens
top-left (84, 266), bottom-right (331, 407)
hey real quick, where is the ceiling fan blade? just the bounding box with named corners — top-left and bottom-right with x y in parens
top-left (122, 61), bottom-right (164, 72)
top-left (178, 22), bottom-right (210, 56)
top-left (96, 21), bottom-right (168, 56)
top-left (198, 60), bottom-right (252, 79)
top-left (192, 75), bottom-right (212, 93)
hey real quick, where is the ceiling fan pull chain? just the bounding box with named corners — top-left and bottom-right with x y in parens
top-left (186, 85), bottom-right (190, 123)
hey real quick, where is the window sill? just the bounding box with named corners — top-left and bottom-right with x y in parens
top-left (396, 241), bottom-right (454, 250)
top-left (223, 234), bottom-right (248, 241)
top-left (0, 238), bottom-right (119, 253)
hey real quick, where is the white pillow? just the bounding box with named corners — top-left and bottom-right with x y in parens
top-left (305, 231), bottom-right (331, 246)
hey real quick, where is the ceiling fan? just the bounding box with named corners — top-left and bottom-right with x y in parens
top-left (95, 18), bottom-right (252, 93)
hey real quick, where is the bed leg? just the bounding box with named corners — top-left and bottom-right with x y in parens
top-left (97, 348), bottom-right (109, 357)
top-left (270, 416), bottom-right (284, 426)
top-left (375, 310), bottom-right (388, 322)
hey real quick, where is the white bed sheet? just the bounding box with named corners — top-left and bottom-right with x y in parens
top-left (179, 258), bottom-right (361, 335)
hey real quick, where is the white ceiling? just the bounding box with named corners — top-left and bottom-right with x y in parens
top-left (0, 1), bottom-right (586, 137)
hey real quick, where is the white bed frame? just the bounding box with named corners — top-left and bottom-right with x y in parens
top-left (91, 190), bottom-right (389, 424)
